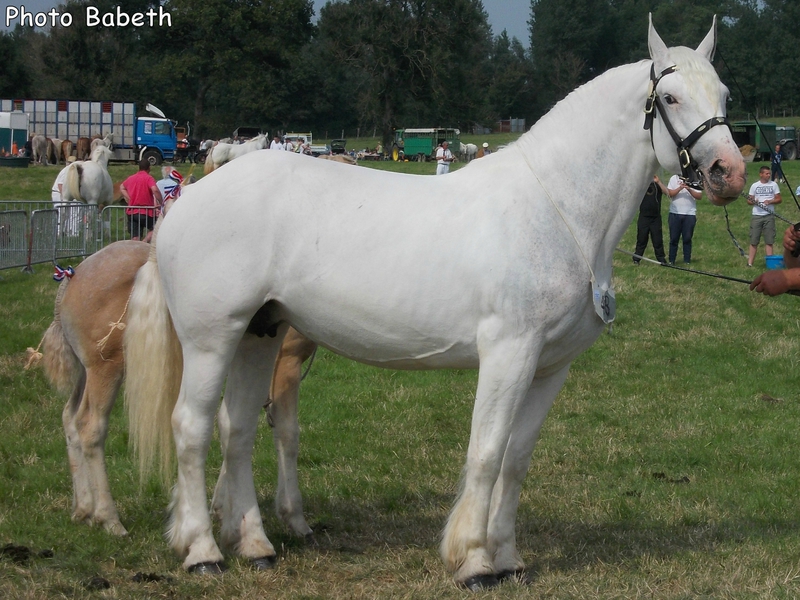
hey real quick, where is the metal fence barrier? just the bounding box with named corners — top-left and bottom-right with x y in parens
top-left (0, 201), bottom-right (120, 273)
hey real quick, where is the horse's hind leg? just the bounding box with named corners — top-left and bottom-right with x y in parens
top-left (62, 372), bottom-right (92, 523)
top-left (487, 364), bottom-right (570, 580)
top-left (269, 329), bottom-right (316, 540)
top-left (76, 364), bottom-right (127, 535)
top-left (213, 331), bottom-right (286, 567)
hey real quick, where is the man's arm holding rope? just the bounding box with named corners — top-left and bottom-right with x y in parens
top-left (751, 225), bottom-right (800, 296)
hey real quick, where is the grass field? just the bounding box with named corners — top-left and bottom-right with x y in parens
top-left (2, 153), bottom-right (800, 598)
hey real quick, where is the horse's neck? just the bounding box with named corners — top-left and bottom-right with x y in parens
top-left (515, 61), bottom-right (657, 268)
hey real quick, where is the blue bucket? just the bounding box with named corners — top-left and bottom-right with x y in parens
top-left (765, 255), bottom-right (785, 270)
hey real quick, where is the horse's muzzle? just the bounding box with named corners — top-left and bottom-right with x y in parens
top-left (702, 157), bottom-right (746, 206)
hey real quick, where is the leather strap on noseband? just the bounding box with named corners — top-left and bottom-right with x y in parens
top-left (643, 64), bottom-right (731, 189)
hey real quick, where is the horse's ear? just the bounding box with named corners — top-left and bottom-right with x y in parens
top-left (647, 13), bottom-right (670, 73)
top-left (696, 15), bottom-right (717, 62)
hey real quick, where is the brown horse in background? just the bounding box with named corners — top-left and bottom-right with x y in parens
top-left (36, 240), bottom-right (317, 538)
top-left (76, 137), bottom-right (91, 161)
top-left (61, 139), bottom-right (74, 163)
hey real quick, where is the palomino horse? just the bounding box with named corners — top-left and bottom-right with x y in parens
top-left (203, 134), bottom-right (269, 174)
top-left (38, 240), bottom-right (317, 540)
top-left (123, 17), bottom-right (745, 589)
top-left (63, 146), bottom-right (114, 206)
top-left (76, 137), bottom-right (91, 161)
top-left (61, 139), bottom-right (74, 163)
top-left (48, 138), bottom-right (61, 165)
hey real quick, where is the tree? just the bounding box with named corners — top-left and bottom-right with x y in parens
top-left (0, 30), bottom-right (32, 97)
top-left (316, 0), bottom-right (492, 148)
top-left (147, 0), bottom-right (315, 137)
top-left (486, 31), bottom-right (536, 124)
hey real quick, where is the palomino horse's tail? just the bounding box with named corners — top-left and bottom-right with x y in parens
top-left (123, 218), bottom-right (183, 485)
top-left (203, 144), bottom-right (216, 175)
top-left (66, 163), bottom-right (84, 202)
top-left (40, 279), bottom-right (82, 396)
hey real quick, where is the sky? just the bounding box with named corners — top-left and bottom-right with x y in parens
top-left (1, 0), bottom-right (532, 44)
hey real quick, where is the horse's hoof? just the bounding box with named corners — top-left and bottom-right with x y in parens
top-left (497, 569), bottom-right (532, 584)
top-left (187, 561), bottom-right (227, 575)
top-left (250, 555), bottom-right (277, 570)
top-left (460, 573), bottom-right (500, 591)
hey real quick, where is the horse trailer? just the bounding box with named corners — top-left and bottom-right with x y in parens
top-left (392, 128), bottom-right (461, 162)
top-left (0, 98), bottom-right (178, 165)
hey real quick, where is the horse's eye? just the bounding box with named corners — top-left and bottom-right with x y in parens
top-left (664, 94), bottom-right (677, 105)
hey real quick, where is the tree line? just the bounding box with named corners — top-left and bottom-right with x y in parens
top-left (1, 0), bottom-right (797, 148)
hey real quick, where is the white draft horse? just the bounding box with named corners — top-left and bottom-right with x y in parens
top-left (203, 134), bottom-right (269, 174)
top-left (63, 146), bottom-right (114, 206)
top-left (460, 142), bottom-right (478, 162)
top-left (123, 17), bottom-right (745, 589)
top-left (37, 239), bottom-right (317, 541)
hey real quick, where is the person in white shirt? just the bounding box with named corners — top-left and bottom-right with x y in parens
top-left (269, 135), bottom-right (284, 150)
top-left (666, 174), bottom-right (703, 265)
top-left (435, 141), bottom-right (454, 175)
top-left (52, 160), bottom-right (74, 235)
top-left (747, 165), bottom-right (782, 267)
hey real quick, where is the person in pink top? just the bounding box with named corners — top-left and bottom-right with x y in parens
top-left (120, 159), bottom-right (163, 242)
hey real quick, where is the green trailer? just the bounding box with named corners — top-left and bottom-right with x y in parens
top-left (731, 121), bottom-right (777, 162)
top-left (0, 111), bottom-right (29, 155)
top-left (392, 128), bottom-right (460, 162)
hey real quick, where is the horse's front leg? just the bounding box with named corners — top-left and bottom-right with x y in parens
top-left (441, 330), bottom-right (539, 590)
top-left (269, 328), bottom-right (316, 540)
top-left (487, 363), bottom-right (571, 580)
top-left (213, 330), bottom-right (286, 569)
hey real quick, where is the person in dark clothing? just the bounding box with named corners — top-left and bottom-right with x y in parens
top-left (771, 144), bottom-right (784, 183)
top-left (633, 175), bottom-right (668, 264)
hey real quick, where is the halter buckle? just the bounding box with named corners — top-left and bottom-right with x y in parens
top-left (678, 148), bottom-right (692, 169)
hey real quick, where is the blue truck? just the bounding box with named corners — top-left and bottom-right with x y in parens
top-left (0, 98), bottom-right (178, 165)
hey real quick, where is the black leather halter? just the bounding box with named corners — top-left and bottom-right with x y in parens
top-left (643, 64), bottom-right (731, 189)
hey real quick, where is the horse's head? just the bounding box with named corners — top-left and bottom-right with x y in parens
top-left (647, 15), bottom-right (745, 206)
top-left (90, 145), bottom-right (113, 167)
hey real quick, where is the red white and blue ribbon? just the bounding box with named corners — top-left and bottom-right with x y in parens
top-left (53, 264), bottom-right (75, 281)
top-left (164, 170), bottom-right (184, 201)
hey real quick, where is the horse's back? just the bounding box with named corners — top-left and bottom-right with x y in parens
top-left (60, 241), bottom-right (150, 367)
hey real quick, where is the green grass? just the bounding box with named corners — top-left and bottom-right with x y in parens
top-left (2, 158), bottom-right (800, 598)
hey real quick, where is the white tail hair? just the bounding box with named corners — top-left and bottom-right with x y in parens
top-left (123, 218), bottom-right (184, 485)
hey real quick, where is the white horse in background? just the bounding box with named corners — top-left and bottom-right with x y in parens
top-left (460, 142), bottom-right (478, 162)
top-left (64, 146), bottom-right (114, 206)
top-left (203, 134), bottom-right (268, 175)
top-left (91, 133), bottom-right (114, 154)
top-left (32, 134), bottom-right (49, 165)
top-left (123, 17), bottom-right (745, 590)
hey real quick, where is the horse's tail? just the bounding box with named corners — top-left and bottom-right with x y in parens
top-left (40, 279), bottom-right (82, 396)
top-left (203, 145), bottom-right (216, 175)
top-left (66, 163), bottom-right (84, 202)
top-left (123, 218), bottom-right (183, 486)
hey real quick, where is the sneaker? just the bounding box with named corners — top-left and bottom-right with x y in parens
top-left (747, 263), bottom-right (753, 267)
top-left (633, 260), bottom-right (640, 265)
